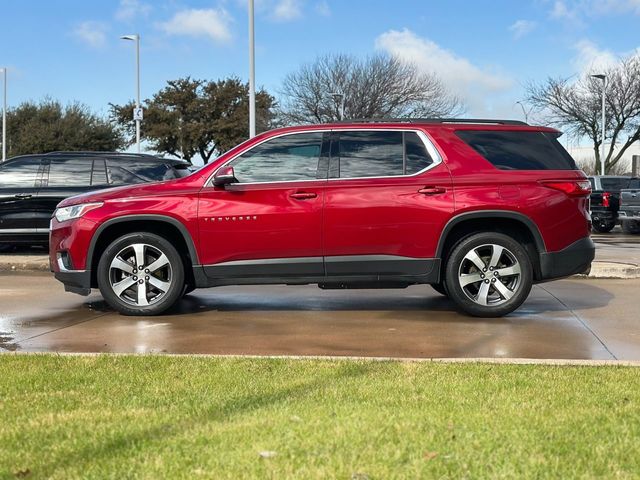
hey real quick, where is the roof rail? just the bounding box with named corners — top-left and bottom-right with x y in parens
top-left (43, 151), bottom-right (159, 157)
top-left (336, 118), bottom-right (528, 126)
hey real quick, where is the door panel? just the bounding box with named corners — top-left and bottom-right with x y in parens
top-left (0, 157), bottom-right (44, 236)
top-left (198, 131), bottom-right (329, 279)
top-left (198, 182), bottom-right (325, 277)
top-left (323, 130), bottom-right (454, 276)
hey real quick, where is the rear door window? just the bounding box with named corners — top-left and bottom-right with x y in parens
top-left (46, 158), bottom-right (92, 187)
top-left (107, 160), bottom-right (178, 185)
top-left (456, 130), bottom-right (578, 170)
top-left (335, 131), bottom-right (435, 179)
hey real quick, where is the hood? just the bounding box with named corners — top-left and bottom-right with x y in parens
top-left (56, 176), bottom-right (201, 209)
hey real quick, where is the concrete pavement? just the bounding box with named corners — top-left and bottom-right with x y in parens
top-left (1, 271), bottom-right (638, 360)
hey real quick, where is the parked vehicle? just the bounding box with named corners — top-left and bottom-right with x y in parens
top-left (587, 175), bottom-right (633, 233)
top-left (50, 119), bottom-right (594, 318)
top-left (0, 152), bottom-right (191, 246)
top-left (619, 178), bottom-right (640, 234)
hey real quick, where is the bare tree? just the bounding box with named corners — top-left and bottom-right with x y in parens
top-left (526, 54), bottom-right (640, 174)
top-left (278, 53), bottom-right (464, 124)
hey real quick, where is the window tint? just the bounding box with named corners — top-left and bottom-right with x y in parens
top-left (107, 160), bottom-right (178, 185)
top-left (338, 131), bottom-right (403, 178)
top-left (47, 158), bottom-right (92, 187)
top-left (229, 132), bottom-right (323, 183)
top-left (456, 130), bottom-right (578, 170)
top-left (0, 158), bottom-right (41, 188)
top-left (629, 178), bottom-right (640, 189)
top-left (600, 178), bottom-right (631, 191)
top-left (405, 131), bottom-right (434, 174)
top-left (588, 178), bottom-right (595, 190)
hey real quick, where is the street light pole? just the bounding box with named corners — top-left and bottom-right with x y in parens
top-left (1, 68), bottom-right (6, 162)
top-left (121, 34), bottom-right (141, 153)
top-left (248, 0), bottom-right (256, 138)
top-left (591, 74), bottom-right (606, 175)
top-left (329, 92), bottom-right (345, 120)
top-left (515, 101), bottom-right (530, 124)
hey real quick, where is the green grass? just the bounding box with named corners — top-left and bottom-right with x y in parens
top-left (1, 356), bottom-right (639, 479)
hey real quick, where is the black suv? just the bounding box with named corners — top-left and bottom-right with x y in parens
top-left (0, 152), bottom-right (191, 246)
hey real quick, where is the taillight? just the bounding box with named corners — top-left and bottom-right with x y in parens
top-left (542, 180), bottom-right (592, 197)
top-left (602, 192), bottom-right (610, 208)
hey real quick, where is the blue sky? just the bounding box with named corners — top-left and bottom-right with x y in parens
top-left (1, 0), bottom-right (639, 122)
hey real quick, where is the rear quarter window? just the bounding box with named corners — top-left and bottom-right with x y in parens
top-left (456, 130), bottom-right (578, 170)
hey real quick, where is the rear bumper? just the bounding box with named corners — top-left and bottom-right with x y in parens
top-left (619, 209), bottom-right (640, 221)
top-left (539, 236), bottom-right (595, 280)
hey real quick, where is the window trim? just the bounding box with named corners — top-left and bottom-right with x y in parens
top-left (205, 128), bottom-right (443, 187)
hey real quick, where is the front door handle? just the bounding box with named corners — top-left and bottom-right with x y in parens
top-left (290, 192), bottom-right (317, 200)
top-left (14, 193), bottom-right (33, 199)
top-left (418, 186), bottom-right (446, 195)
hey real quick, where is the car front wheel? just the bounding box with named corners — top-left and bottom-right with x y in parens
top-left (97, 232), bottom-right (185, 316)
top-left (445, 232), bottom-right (533, 317)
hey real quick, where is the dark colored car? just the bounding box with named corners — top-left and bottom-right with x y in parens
top-left (0, 152), bottom-right (191, 246)
top-left (50, 119), bottom-right (594, 318)
top-left (619, 177), bottom-right (640, 234)
top-left (587, 175), bottom-right (633, 233)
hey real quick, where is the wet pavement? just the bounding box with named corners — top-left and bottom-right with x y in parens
top-left (1, 271), bottom-right (638, 360)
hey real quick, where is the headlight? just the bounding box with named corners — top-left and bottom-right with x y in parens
top-left (54, 202), bottom-right (104, 223)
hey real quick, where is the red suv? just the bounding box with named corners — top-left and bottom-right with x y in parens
top-left (50, 119), bottom-right (594, 317)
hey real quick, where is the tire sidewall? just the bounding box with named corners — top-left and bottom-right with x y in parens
top-left (445, 232), bottom-right (533, 317)
top-left (97, 232), bottom-right (185, 316)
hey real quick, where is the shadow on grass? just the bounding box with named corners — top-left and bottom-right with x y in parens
top-left (36, 360), bottom-right (378, 476)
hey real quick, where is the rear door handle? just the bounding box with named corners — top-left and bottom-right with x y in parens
top-left (418, 186), bottom-right (446, 195)
top-left (290, 192), bottom-right (317, 200)
top-left (14, 193), bottom-right (32, 199)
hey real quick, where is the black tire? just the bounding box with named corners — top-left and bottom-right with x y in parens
top-left (592, 222), bottom-right (615, 233)
top-left (431, 282), bottom-right (449, 297)
top-left (444, 232), bottom-right (533, 317)
top-left (621, 221), bottom-right (640, 234)
top-left (182, 284), bottom-right (196, 297)
top-left (97, 232), bottom-right (185, 316)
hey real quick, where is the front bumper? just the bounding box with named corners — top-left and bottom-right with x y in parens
top-left (54, 270), bottom-right (92, 296)
top-left (539, 236), bottom-right (595, 280)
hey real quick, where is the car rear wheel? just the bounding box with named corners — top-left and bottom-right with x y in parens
top-left (444, 232), bottom-right (533, 317)
top-left (97, 232), bottom-right (184, 316)
top-left (592, 222), bottom-right (615, 233)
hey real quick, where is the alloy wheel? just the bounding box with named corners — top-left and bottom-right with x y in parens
top-left (108, 243), bottom-right (173, 307)
top-left (457, 243), bottom-right (522, 307)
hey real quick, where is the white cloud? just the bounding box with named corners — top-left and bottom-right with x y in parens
top-left (508, 20), bottom-right (537, 39)
top-left (160, 8), bottom-right (232, 43)
top-left (72, 21), bottom-right (108, 48)
top-left (115, 0), bottom-right (152, 22)
top-left (273, 0), bottom-right (302, 21)
top-left (572, 39), bottom-right (619, 74)
top-left (315, 1), bottom-right (331, 16)
top-left (549, 0), bottom-right (640, 23)
top-left (375, 29), bottom-right (513, 114)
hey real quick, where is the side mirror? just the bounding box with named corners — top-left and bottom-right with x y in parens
top-left (213, 166), bottom-right (238, 187)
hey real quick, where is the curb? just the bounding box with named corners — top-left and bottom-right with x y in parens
top-left (0, 256), bottom-right (50, 272)
top-left (1, 257), bottom-right (640, 279)
top-left (578, 261), bottom-right (640, 279)
top-left (2, 351), bottom-right (639, 367)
